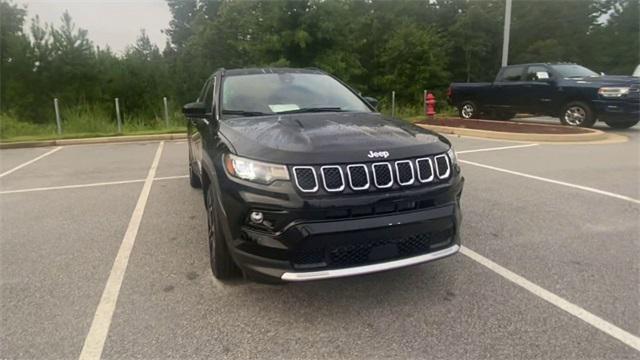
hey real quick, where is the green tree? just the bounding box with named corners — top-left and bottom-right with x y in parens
top-left (0, 1), bottom-right (31, 116)
top-left (449, 0), bottom-right (503, 82)
top-left (376, 24), bottom-right (450, 102)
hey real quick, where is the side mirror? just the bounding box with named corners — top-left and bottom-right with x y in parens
top-left (182, 102), bottom-right (207, 117)
top-left (363, 96), bottom-right (379, 110)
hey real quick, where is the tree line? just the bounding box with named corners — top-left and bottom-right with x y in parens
top-left (1, 0), bottom-right (638, 125)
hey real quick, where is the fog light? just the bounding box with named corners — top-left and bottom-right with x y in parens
top-left (250, 211), bottom-right (264, 224)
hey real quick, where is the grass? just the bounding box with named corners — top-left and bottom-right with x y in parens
top-left (1, 106), bottom-right (186, 143)
top-left (379, 103), bottom-right (458, 123)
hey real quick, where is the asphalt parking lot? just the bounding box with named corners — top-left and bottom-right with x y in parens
top-left (1, 123), bottom-right (639, 359)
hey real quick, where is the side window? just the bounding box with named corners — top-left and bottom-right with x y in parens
top-left (526, 66), bottom-right (550, 81)
top-left (499, 66), bottom-right (524, 82)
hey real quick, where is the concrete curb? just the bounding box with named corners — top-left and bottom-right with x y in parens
top-left (417, 123), bottom-right (608, 142)
top-left (0, 133), bottom-right (187, 149)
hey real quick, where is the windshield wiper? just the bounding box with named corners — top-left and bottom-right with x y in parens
top-left (276, 107), bottom-right (345, 114)
top-left (222, 110), bottom-right (268, 117)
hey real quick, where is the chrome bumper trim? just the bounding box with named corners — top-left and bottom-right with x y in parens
top-left (281, 244), bottom-right (459, 282)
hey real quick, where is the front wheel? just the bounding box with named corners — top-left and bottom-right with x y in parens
top-left (189, 162), bottom-right (201, 188)
top-left (205, 186), bottom-right (240, 280)
top-left (458, 101), bottom-right (479, 119)
top-left (560, 101), bottom-right (596, 128)
top-left (604, 120), bottom-right (639, 129)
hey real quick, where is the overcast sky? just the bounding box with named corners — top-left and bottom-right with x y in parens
top-left (15, 0), bottom-right (172, 54)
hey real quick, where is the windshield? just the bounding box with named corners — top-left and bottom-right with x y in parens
top-left (551, 64), bottom-right (599, 78)
top-left (221, 72), bottom-right (371, 117)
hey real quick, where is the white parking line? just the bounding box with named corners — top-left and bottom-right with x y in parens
top-left (460, 246), bottom-right (640, 352)
top-left (155, 174), bottom-right (189, 181)
top-left (0, 179), bottom-right (145, 194)
top-left (79, 141), bottom-right (164, 360)
top-left (456, 143), bottom-right (538, 154)
top-left (0, 147), bottom-right (62, 178)
top-left (0, 175), bottom-right (189, 195)
top-left (459, 159), bottom-right (640, 205)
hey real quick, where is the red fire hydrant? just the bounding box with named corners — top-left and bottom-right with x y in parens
top-left (425, 92), bottom-right (436, 118)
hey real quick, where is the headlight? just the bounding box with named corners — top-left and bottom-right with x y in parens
top-left (598, 87), bottom-right (630, 98)
top-left (223, 154), bottom-right (290, 184)
top-left (447, 147), bottom-right (457, 165)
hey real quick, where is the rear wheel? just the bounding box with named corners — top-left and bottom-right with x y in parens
top-left (560, 101), bottom-right (596, 128)
top-left (205, 185), bottom-right (239, 280)
top-left (458, 101), bottom-right (479, 119)
top-left (604, 120), bottom-right (639, 129)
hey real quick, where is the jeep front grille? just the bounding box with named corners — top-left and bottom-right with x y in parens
top-left (434, 155), bottom-right (450, 179)
top-left (320, 165), bottom-right (345, 192)
top-left (292, 166), bottom-right (318, 192)
top-left (291, 153), bottom-right (452, 194)
top-left (347, 164), bottom-right (369, 190)
top-left (416, 158), bottom-right (434, 183)
top-left (395, 160), bottom-right (415, 185)
top-left (372, 162), bottom-right (393, 188)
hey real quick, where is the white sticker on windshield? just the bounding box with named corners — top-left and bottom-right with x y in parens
top-left (536, 71), bottom-right (549, 79)
top-left (269, 104), bottom-right (300, 112)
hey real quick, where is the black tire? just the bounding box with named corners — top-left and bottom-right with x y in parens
top-left (560, 101), bottom-right (596, 128)
top-left (604, 120), bottom-right (639, 129)
top-left (458, 101), bottom-right (479, 119)
top-left (205, 186), bottom-right (240, 280)
top-left (189, 162), bottom-right (201, 188)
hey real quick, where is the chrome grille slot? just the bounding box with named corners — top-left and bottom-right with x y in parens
top-left (434, 154), bottom-right (450, 179)
top-left (395, 160), bottom-right (415, 185)
top-left (372, 162), bottom-right (393, 188)
top-left (293, 166), bottom-right (318, 192)
top-left (347, 164), bottom-right (369, 190)
top-left (292, 155), bottom-right (454, 193)
top-left (416, 158), bottom-right (434, 182)
top-left (321, 166), bottom-right (345, 192)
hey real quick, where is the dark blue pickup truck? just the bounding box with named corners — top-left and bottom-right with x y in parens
top-left (448, 63), bottom-right (640, 128)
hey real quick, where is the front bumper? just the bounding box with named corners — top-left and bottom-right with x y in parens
top-left (281, 244), bottom-right (459, 281)
top-left (215, 162), bottom-right (464, 281)
top-left (593, 98), bottom-right (640, 122)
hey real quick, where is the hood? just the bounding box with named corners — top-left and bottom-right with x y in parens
top-left (219, 112), bottom-right (450, 165)
top-left (563, 75), bottom-right (640, 87)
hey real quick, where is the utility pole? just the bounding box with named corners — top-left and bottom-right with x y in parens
top-left (501, 0), bottom-right (512, 67)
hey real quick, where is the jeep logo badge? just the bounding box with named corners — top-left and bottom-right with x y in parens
top-left (367, 150), bottom-right (389, 159)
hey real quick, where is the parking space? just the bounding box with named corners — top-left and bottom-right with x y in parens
top-left (1, 128), bottom-right (639, 359)
top-left (0, 143), bottom-right (157, 191)
top-left (0, 147), bottom-right (56, 174)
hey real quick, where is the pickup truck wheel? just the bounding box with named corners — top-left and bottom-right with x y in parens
top-left (459, 101), bottom-right (478, 119)
top-left (205, 186), bottom-right (240, 280)
top-left (604, 120), bottom-right (639, 129)
top-left (560, 101), bottom-right (595, 127)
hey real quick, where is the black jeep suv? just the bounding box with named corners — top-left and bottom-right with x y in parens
top-left (183, 68), bottom-right (463, 283)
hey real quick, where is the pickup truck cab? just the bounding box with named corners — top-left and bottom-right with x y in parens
top-left (448, 63), bottom-right (640, 128)
top-left (183, 68), bottom-right (463, 283)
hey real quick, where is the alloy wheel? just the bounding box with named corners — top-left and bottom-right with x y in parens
top-left (461, 104), bottom-right (475, 119)
top-left (564, 106), bottom-right (586, 126)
